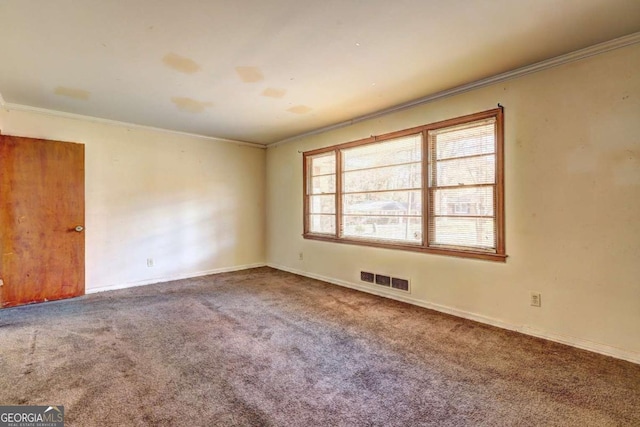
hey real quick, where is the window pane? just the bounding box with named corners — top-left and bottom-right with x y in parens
top-left (340, 134), bottom-right (423, 245)
top-left (343, 216), bottom-right (422, 243)
top-left (344, 190), bottom-right (422, 216)
top-left (428, 117), bottom-right (498, 253)
top-left (434, 155), bottom-right (495, 187)
top-left (343, 134), bottom-right (422, 171)
top-left (310, 153), bottom-right (336, 176)
top-left (343, 163), bottom-right (421, 193)
top-left (308, 214), bottom-right (336, 234)
top-left (431, 120), bottom-right (495, 160)
top-left (433, 187), bottom-right (494, 217)
top-left (430, 217), bottom-right (495, 249)
top-left (309, 195), bottom-right (335, 214)
top-left (310, 175), bottom-right (335, 194)
top-left (307, 152), bottom-right (337, 234)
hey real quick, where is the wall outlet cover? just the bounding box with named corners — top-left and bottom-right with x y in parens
top-left (530, 292), bottom-right (541, 307)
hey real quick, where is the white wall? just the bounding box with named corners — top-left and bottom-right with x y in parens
top-left (266, 44), bottom-right (640, 362)
top-left (0, 109), bottom-right (266, 292)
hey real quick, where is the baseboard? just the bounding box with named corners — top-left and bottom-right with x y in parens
top-left (86, 263), bottom-right (266, 294)
top-left (267, 263), bottom-right (640, 365)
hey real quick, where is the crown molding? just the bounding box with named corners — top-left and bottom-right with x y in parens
top-left (1, 102), bottom-right (266, 149)
top-left (269, 31), bottom-right (640, 147)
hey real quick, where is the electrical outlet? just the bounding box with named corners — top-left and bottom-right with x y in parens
top-left (530, 292), bottom-right (541, 307)
top-left (147, 258), bottom-right (154, 268)
top-left (298, 252), bottom-right (303, 261)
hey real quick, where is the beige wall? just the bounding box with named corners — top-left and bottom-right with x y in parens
top-left (266, 44), bottom-right (640, 362)
top-left (0, 109), bottom-right (266, 292)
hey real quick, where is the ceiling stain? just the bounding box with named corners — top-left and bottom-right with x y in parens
top-left (287, 105), bottom-right (312, 114)
top-left (235, 66), bottom-right (264, 83)
top-left (261, 88), bottom-right (286, 99)
top-left (171, 97), bottom-right (213, 113)
top-left (54, 86), bottom-right (90, 101)
top-left (163, 53), bottom-right (201, 74)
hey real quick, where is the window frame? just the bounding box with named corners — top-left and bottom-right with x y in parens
top-left (303, 108), bottom-right (506, 262)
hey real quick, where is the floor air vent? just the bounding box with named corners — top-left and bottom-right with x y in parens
top-left (360, 271), bottom-right (374, 283)
top-left (391, 277), bottom-right (409, 291)
top-left (375, 274), bottom-right (391, 287)
top-left (360, 271), bottom-right (410, 292)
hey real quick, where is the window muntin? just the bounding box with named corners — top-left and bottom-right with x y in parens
top-left (303, 109), bottom-right (505, 261)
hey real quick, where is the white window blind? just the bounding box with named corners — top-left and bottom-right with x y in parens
top-left (307, 152), bottom-right (336, 235)
top-left (342, 134), bottom-right (422, 243)
top-left (428, 118), bottom-right (497, 250)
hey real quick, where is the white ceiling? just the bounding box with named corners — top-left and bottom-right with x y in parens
top-left (1, 0), bottom-right (639, 145)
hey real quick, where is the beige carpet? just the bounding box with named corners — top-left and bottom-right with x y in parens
top-left (0, 267), bottom-right (638, 426)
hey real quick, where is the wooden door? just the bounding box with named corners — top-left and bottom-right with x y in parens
top-left (0, 135), bottom-right (85, 308)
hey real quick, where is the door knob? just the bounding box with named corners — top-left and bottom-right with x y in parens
top-left (74, 226), bottom-right (84, 232)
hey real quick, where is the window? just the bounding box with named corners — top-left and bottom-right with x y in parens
top-left (303, 108), bottom-right (505, 261)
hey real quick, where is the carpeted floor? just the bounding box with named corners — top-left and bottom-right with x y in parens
top-left (0, 267), bottom-right (639, 426)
